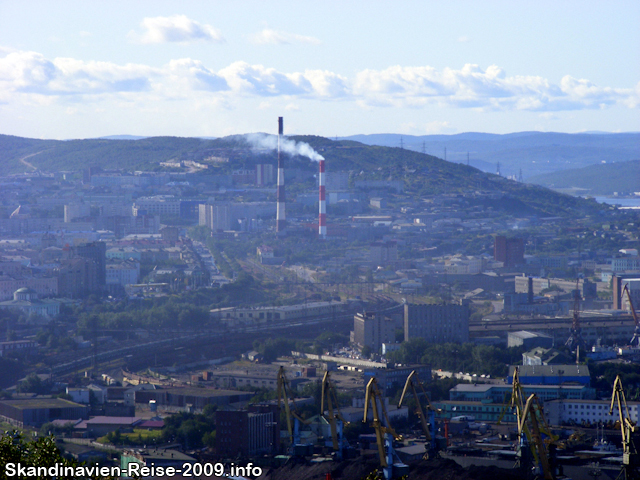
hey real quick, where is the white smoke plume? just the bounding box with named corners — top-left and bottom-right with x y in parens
top-left (245, 133), bottom-right (324, 161)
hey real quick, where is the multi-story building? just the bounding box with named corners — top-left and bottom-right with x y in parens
top-left (611, 255), bottom-right (640, 273)
top-left (404, 302), bottom-right (469, 343)
top-left (74, 242), bottom-right (106, 286)
top-left (255, 164), bottom-right (274, 186)
top-left (449, 383), bottom-right (595, 404)
top-left (369, 241), bottom-right (398, 266)
top-left (215, 404), bottom-right (280, 457)
top-left (199, 202), bottom-right (274, 232)
top-left (351, 312), bottom-right (397, 353)
top-left (106, 260), bottom-right (140, 286)
top-left (133, 196), bottom-right (181, 217)
top-left (64, 203), bottom-right (91, 222)
top-left (494, 236), bottom-right (524, 267)
top-left (545, 399), bottom-right (640, 425)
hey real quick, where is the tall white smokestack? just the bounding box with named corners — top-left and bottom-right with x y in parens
top-left (276, 117), bottom-right (285, 233)
top-left (319, 159), bottom-right (326, 238)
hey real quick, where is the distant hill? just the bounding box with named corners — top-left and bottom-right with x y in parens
top-left (527, 159), bottom-right (640, 195)
top-left (0, 133), bottom-right (608, 217)
top-left (340, 132), bottom-right (640, 178)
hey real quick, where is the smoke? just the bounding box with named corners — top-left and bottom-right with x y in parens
top-left (245, 133), bottom-right (324, 161)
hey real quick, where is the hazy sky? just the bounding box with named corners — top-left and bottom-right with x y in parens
top-left (1, 1), bottom-right (638, 139)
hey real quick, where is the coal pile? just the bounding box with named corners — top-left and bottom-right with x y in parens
top-left (259, 456), bottom-right (523, 480)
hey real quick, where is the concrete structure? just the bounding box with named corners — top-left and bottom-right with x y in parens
top-left (545, 399), bottom-right (640, 425)
top-left (522, 347), bottom-right (572, 366)
top-left (255, 163), bottom-right (274, 186)
top-left (76, 416), bottom-right (143, 437)
top-left (211, 301), bottom-right (348, 327)
top-left (404, 302), bottom-right (469, 343)
top-left (509, 364), bottom-right (590, 386)
top-left (494, 236), bottom-right (524, 267)
top-left (369, 241), bottom-right (398, 266)
top-left (132, 196), bottom-right (180, 217)
top-left (507, 330), bottom-right (553, 349)
top-left (64, 203), bottom-right (91, 222)
top-left (106, 260), bottom-right (140, 286)
top-left (351, 311), bottom-right (397, 353)
top-left (0, 339), bottom-right (38, 357)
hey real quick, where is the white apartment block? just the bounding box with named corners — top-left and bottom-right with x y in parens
top-left (545, 399), bottom-right (639, 425)
top-left (133, 196), bottom-right (180, 216)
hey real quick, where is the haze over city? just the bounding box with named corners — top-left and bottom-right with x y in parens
top-left (0, 1), bottom-right (639, 139)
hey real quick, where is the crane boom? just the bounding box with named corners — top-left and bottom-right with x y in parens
top-left (321, 371), bottom-right (349, 456)
top-left (398, 370), bottom-right (440, 456)
top-left (609, 375), bottom-right (639, 478)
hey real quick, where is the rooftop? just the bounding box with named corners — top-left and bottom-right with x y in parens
top-left (0, 397), bottom-right (86, 410)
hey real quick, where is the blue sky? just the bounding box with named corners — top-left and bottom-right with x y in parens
top-left (0, 1), bottom-right (638, 139)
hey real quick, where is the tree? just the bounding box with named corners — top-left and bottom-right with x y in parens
top-left (0, 432), bottom-right (112, 480)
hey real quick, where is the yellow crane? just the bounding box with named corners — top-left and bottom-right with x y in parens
top-left (609, 375), bottom-right (639, 479)
top-left (507, 367), bottom-right (559, 480)
top-left (364, 377), bottom-right (408, 480)
top-left (320, 371), bottom-right (350, 459)
top-left (398, 370), bottom-right (441, 458)
top-left (277, 366), bottom-right (309, 454)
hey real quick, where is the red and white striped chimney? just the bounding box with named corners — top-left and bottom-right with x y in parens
top-left (319, 159), bottom-right (326, 238)
top-left (276, 117), bottom-right (286, 233)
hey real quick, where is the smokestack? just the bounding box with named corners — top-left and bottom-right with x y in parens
top-left (319, 159), bottom-right (326, 238)
top-left (276, 117), bottom-right (286, 233)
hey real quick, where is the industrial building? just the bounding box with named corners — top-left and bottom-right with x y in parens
top-left (0, 397), bottom-right (89, 428)
top-left (449, 382), bottom-right (595, 403)
top-left (507, 364), bottom-right (590, 386)
top-left (507, 330), bottom-right (553, 349)
top-left (211, 300), bottom-right (348, 327)
top-left (133, 388), bottom-right (253, 410)
top-left (404, 302), bottom-right (470, 343)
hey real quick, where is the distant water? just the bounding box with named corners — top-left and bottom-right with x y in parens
top-left (595, 196), bottom-right (640, 208)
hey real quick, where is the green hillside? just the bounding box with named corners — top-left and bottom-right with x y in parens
top-left (0, 133), bottom-right (607, 217)
top-left (527, 159), bottom-right (640, 195)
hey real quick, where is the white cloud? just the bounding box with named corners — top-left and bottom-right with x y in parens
top-left (249, 28), bottom-right (321, 45)
top-left (0, 48), bottom-right (637, 116)
top-left (424, 121), bottom-right (455, 134)
top-left (132, 15), bottom-right (225, 44)
top-left (458, 36), bottom-right (470, 43)
top-left (79, 31), bottom-right (92, 38)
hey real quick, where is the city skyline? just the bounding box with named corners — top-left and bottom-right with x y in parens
top-left (0, 1), bottom-right (638, 139)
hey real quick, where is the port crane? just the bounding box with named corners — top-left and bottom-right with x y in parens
top-left (508, 367), bottom-right (560, 480)
top-left (609, 375), bottom-right (639, 480)
top-left (364, 377), bottom-right (408, 480)
top-left (622, 284), bottom-right (640, 347)
top-left (320, 371), bottom-right (350, 459)
top-left (398, 370), bottom-right (441, 459)
top-left (277, 366), bottom-right (310, 454)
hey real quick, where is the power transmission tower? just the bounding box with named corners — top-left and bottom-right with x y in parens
top-left (422, 141), bottom-right (426, 155)
top-left (400, 137), bottom-right (404, 149)
top-left (518, 168), bottom-right (523, 182)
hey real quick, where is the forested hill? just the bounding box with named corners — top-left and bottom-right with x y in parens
top-left (528, 159), bottom-right (640, 196)
top-left (0, 133), bottom-right (607, 217)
